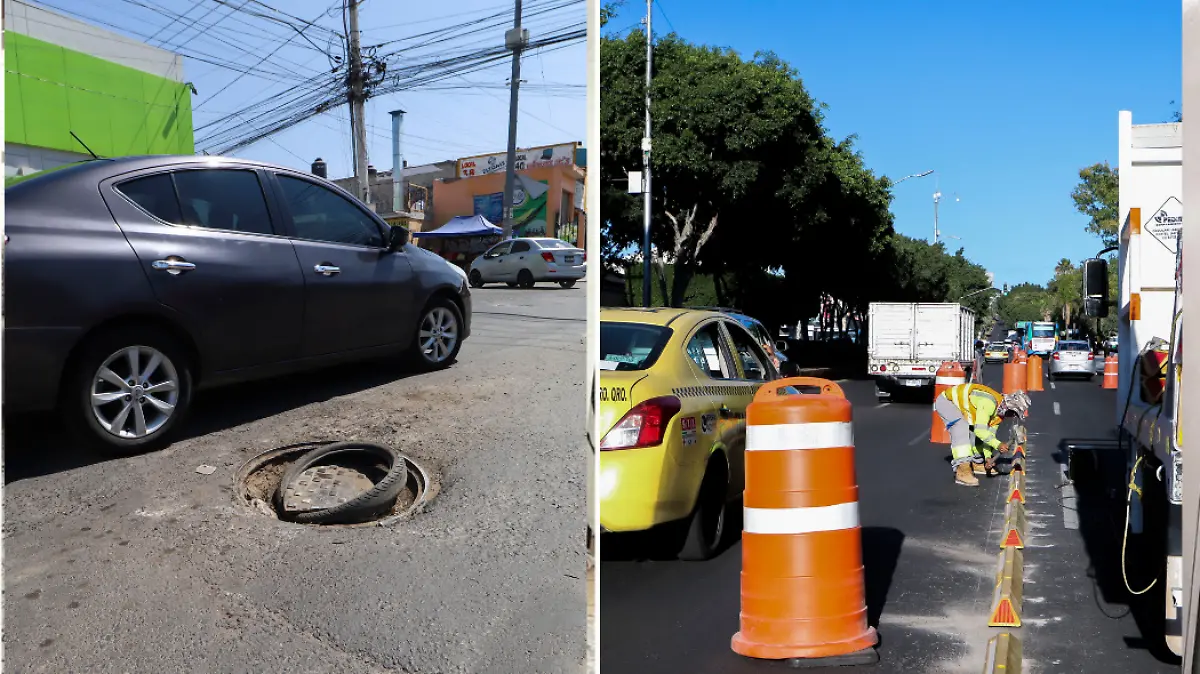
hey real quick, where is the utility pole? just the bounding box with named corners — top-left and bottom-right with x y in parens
top-left (501, 0), bottom-right (527, 239)
top-left (932, 189), bottom-right (941, 244)
top-left (641, 0), bottom-right (653, 307)
top-left (347, 0), bottom-right (370, 205)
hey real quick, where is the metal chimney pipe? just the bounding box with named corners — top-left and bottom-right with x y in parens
top-left (390, 109), bottom-right (406, 214)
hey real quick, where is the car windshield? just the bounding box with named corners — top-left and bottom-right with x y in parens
top-left (988, 343), bottom-right (1007, 350)
top-left (1058, 342), bottom-right (1090, 351)
top-left (535, 239), bottom-right (575, 249)
top-left (600, 322), bottom-right (673, 371)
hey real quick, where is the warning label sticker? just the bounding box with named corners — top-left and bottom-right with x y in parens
top-left (681, 416), bottom-right (697, 446)
top-left (1144, 196), bottom-right (1183, 253)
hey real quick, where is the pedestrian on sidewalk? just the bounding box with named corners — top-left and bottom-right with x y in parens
top-left (933, 384), bottom-right (1031, 487)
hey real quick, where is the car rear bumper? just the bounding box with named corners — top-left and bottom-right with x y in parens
top-left (598, 444), bottom-right (698, 532)
top-left (540, 265), bottom-right (586, 281)
top-left (1050, 362), bottom-right (1094, 375)
top-left (4, 326), bottom-right (81, 413)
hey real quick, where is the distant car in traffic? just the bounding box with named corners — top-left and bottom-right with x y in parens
top-left (984, 342), bottom-right (1010, 363)
top-left (1048, 340), bottom-right (1095, 380)
top-left (468, 237), bottom-right (585, 289)
top-left (5, 156), bottom-right (472, 453)
top-left (599, 307), bottom-right (781, 560)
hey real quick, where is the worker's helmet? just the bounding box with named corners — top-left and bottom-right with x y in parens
top-left (999, 391), bottom-right (1032, 419)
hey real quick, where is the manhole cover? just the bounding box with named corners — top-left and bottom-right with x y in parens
top-left (234, 441), bottom-right (438, 528)
top-left (281, 464), bottom-right (376, 513)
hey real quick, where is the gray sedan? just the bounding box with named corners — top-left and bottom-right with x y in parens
top-left (469, 237), bottom-right (585, 289)
top-left (5, 155), bottom-right (472, 453)
top-left (1048, 340), bottom-right (1096, 380)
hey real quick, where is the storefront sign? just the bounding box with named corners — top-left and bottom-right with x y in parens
top-left (457, 143), bottom-right (577, 178)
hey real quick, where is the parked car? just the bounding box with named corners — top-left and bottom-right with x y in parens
top-left (1048, 340), bottom-right (1095, 380)
top-left (5, 156), bottom-right (472, 453)
top-left (468, 237), bottom-right (585, 289)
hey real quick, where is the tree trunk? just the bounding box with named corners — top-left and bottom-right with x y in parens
top-left (670, 264), bottom-right (695, 308)
top-left (653, 254), bottom-right (670, 307)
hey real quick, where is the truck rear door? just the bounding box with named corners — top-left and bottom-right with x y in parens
top-left (915, 304), bottom-right (961, 361)
top-left (870, 303), bottom-right (916, 360)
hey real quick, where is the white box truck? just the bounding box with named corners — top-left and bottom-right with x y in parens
top-left (1081, 110), bottom-right (1184, 656)
top-left (867, 302), bottom-right (976, 400)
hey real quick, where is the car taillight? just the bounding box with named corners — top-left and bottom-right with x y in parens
top-left (541, 252), bottom-right (555, 263)
top-left (1053, 353), bottom-right (1061, 360)
top-left (600, 396), bottom-right (682, 450)
top-left (1087, 352), bottom-right (1094, 360)
top-left (583, 252), bottom-right (587, 262)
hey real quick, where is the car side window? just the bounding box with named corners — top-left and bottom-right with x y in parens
top-left (510, 240), bottom-right (531, 254)
top-left (116, 173), bottom-right (183, 224)
top-left (726, 322), bottom-right (770, 381)
top-left (276, 175), bottom-right (384, 247)
top-left (686, 323), bottom-right (734, 379)
top-left (173, 169), bottom-right (274, 235)
top-left (488, 242), bottom-right (512, 257)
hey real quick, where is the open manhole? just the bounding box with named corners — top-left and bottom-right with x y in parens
top-left (236, 441), bottom-right (435, 527)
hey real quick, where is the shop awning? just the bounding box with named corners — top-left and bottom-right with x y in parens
top-left (411, 214), bottom-right (502, 238)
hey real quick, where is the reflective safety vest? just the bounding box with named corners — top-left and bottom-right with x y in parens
top-left (946, 383), bottom-right (1003, 425)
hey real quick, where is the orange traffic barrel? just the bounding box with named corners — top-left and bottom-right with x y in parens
top-left (1103, 354), bottom-right (1119, 389)
top-left (731, 377), bottom-right (878, 665)
top-left (931, 362), bottom-right (966, 444)
top-left (1002, 360), bottom-right (1027, 394)
top-left (1026, 355), bottom-right (1044, 392)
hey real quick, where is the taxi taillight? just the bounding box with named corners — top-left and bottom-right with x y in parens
top-left (600, 395), bottom-right (682, 450)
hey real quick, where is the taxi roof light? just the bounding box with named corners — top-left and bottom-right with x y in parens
top-left (600, 395), bottom-right (682, 450)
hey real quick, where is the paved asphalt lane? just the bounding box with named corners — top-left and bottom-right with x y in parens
top-left (4, 283), bottom-right (588, 674)
top-left (600, 363), bottom-right (1180, 673)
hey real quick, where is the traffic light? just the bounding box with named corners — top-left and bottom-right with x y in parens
top-left (1003, 283), bottom-right (1009, 293)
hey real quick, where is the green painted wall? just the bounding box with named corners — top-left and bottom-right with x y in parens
top-left (5, 32), bottom-right (194, 157)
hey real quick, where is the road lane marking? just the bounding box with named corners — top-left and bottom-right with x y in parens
top-left (1053, 402), bottom-right (1061, 416)
top-left (875, 402), bottom-right (889, 409)
top-left (1049, 381), bottom-right (1056, 390)
top-left (908, 431), bottom-right (927, 446)
top-left (1060, 463), bottom-right (1080, 530)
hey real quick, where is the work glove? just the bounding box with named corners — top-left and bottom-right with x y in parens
top-left (984, 457), bottom-right (996, 471)
top-left (997, 443), bottom-right (1010, 455)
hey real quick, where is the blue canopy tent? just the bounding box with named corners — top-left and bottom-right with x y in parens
top-left (411, 215), bottom-right (503, 268)
top-left (411, 215), bottom-right (502, 239)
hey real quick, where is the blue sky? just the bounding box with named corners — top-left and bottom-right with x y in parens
top-left (44, 0), bottom-right (585, 177)
top-left (607, 0), bottom-right (1181, 289)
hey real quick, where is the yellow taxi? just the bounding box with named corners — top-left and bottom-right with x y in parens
top-left (984, 342), bottom-right (1011, 363)
top-left (598, 307), bottom-right (780, 560)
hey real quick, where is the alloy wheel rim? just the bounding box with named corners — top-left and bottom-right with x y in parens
top-left (419, 307), bottom-right (458, 363)
top-left (90, 345), bottom-right (180, 439)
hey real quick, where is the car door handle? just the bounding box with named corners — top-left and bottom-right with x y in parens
top-left (151, 258), bottom-right (196, 275)
top-left (314, 264), bottom-right (341, 276)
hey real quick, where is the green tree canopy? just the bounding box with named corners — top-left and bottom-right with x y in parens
top-left (1070, 162), bottom-right (1119, 248)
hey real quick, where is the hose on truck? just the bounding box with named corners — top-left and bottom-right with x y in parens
top-left (1117, 310), bottom-right (1180, 596)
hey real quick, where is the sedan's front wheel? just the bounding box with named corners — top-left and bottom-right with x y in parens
top-left (406, 297), bottom-right (464, 371)
top-left (67, 326), bottom-right (193, 454)
top-left (468, 269), bottom-right (485, 288)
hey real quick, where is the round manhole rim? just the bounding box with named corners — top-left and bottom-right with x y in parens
top-left (234, 441), bottom-right (436, 528)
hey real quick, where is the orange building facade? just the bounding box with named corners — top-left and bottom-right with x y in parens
top-left (428, 163), bottom-right (586, 248)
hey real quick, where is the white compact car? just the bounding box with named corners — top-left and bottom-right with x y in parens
top-left (1048, 340), bottom-right (1095, 380)
top-left (469, 237), bottom-right (585, 289)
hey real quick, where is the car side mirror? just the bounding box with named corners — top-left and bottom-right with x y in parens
top-left (387, 226), bottom-right (410, 252)
top-left (1082, 257), bottom-right (1109, 318)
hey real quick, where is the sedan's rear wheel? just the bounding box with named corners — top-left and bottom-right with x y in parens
top-left (679, 460), bottom-right (730, 561)
top-left (558, 280), bottom-right (577, 289)
top-left (68, 326), bottom-right (193, 454)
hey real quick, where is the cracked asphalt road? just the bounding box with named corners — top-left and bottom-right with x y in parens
top-left (3, 283), bottom-right (588, 674)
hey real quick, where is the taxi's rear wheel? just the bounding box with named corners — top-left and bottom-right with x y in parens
top-left (679, 459), bottom-right (729, 561)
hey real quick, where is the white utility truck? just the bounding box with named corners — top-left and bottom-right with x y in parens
top-left (1083, 110), bottom-right (1183, 655)
top-left (867, 302), bottom-right (975, 400)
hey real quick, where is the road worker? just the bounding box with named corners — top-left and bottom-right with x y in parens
top-left (933, 384), bottom-right (1031, 487)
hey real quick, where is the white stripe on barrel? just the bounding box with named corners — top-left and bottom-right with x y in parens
top-left (744, 501), bottom-right (860, 535)
top-left (936, 376), bottom-right (966, 385)
top-left (747, 421), bottom-right (854, 452)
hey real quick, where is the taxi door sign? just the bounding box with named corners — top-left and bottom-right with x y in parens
top-left (681, 416), bottom-right (697, 446)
